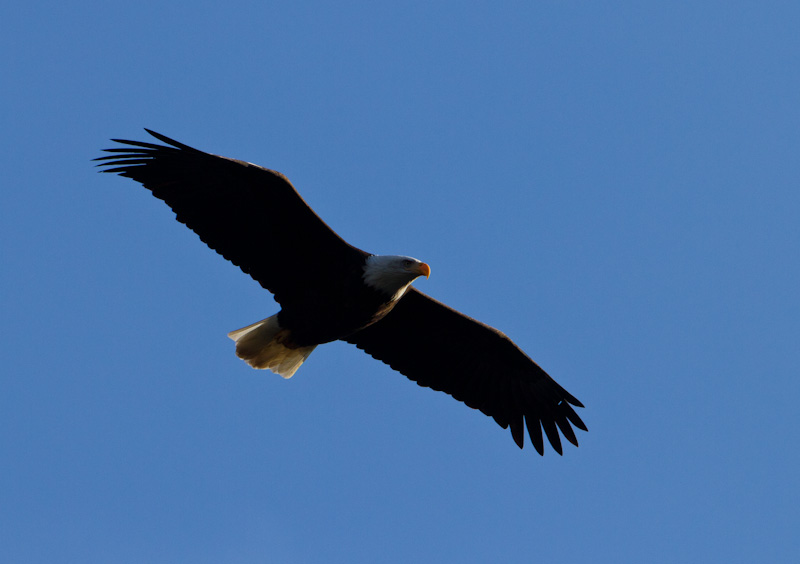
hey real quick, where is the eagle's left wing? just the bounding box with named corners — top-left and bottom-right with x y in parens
top-left (345, 288), bottom-right (587, 454)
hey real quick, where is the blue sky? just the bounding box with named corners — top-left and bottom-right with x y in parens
top-left (2, 1), bottom-right (798, 562)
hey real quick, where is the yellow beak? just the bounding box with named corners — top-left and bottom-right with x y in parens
top-left (415, 262), bottom-right (431, 279)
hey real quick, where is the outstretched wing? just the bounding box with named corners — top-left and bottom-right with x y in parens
top-left (95, 130), bottom-right (369, 305)
top-left (345, 288), bottom-right (587, 454)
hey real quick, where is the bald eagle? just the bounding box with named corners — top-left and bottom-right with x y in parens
top-left (96, 130), bottom-right (587, 455)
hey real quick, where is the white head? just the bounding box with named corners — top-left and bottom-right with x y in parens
top-left (363, 255), bottom-right (431, 300)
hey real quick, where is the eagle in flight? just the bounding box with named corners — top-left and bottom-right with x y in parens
top-left (96, 130), bottom-right (587, 455)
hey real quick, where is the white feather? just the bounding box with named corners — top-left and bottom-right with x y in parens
top-left (362, 255), bottom-right (424, 299)
top-left (227, 314), bottom-right (316, 378)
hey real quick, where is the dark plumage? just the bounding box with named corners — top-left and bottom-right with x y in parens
top-left (96, 130), bottom-right (587, 454)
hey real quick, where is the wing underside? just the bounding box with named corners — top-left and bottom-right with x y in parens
top-left (96, 129), bottom-right (368, 304)
top-left (346, 288), bottom-right (587, 454)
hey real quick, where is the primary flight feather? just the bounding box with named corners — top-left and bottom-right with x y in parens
top-left (96, 130), bottom-right (587, 454)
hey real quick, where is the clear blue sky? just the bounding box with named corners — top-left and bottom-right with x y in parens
top-left (2, 2), bottom-right (798, 563)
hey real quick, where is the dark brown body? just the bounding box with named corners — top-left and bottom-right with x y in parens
top-left (277, 272), bottom-right (398, 347)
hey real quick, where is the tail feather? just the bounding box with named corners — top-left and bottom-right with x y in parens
top-left (227, 314), bottom-right (316, 378)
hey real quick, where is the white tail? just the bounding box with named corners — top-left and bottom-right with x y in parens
top-left (227, 314), bottom-right (316, 378)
